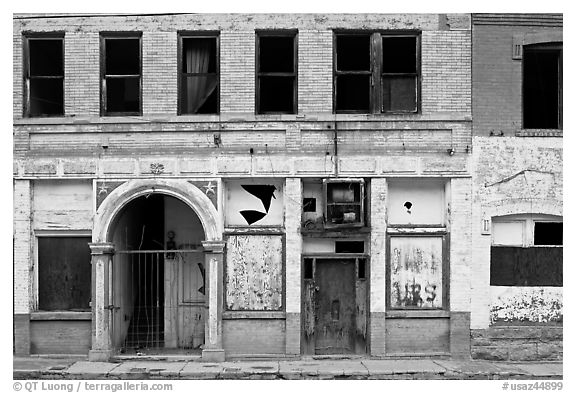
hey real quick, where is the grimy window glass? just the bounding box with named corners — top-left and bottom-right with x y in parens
top-left (25, 36), bottom-right (64, 116)
top-left (257, 33), bottom-right (297, 114)
top-left (102, 35), bottom-right (141, 115)
top-left (335, 32), bottom-right (419, 114)
top-left (180, 36), bottom-right (218, 114)
top-left (38, 236), bottom-right (92, 311)
top-left (523, 43), bottom-right (562, 129)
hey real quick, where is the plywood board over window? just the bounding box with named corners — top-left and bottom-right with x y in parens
top-left (389, 236), bottom-right (444, 309)
top-left (225, 235), bottom-right (283, 310)
top-left (225, 180), bottom-right (284, 227)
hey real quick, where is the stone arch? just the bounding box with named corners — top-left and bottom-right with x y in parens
top-left (93, 179), bottom-right (221, 243)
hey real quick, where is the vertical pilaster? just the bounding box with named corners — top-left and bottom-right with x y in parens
top-left (88, 243), bottom-right (114, 361)
top-left (285, 177), bottom-right (303, 354)
top-left (14, 179), bottom-right (32, 355)
top-left (369, 178), bottom-right (387, 356)
top-left (201, 240), bottom-right (226, 362)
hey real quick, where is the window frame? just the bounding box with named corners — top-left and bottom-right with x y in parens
top-left (333, 30), bottom-right (421, 114)
top-left (323, 179), bottom-right (365, 229)
top-left (177, 31), bottom-right (220, 115)
top-left (255, 30), bottom-right (298, 115)
top-left (522, 42), bottom-right (563, 130)
top-left (386, 232), bottom-right (449, 311)
top-left (491, 216), bottom-right (563, 248)
top-left (34, 231), bottom-right (92, 312)
top-left (100, 32), bottom-right (143, 117)
top-left (22, 32), bottom-right (65, 118)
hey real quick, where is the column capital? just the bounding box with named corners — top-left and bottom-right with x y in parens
top-left (89, 242), bottom-right (115, 255)
top-left (202, 240), bottom-right (226, 253)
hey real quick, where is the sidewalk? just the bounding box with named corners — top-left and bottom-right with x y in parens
top-left (13, 356), bottom-right (563, 380)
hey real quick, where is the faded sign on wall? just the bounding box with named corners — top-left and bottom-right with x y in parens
top-left (390, 236), bottom-right (443, 309)
top-left (225, 180), bottom-right (284, 226)
top-left (226, 235), bottom-right (283, 310)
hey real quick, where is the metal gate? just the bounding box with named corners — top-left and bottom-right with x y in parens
top-left (113, 249), bottom-right (205, 352)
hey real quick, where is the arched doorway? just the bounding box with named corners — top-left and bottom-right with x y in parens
top-left (92, 179), bottom-right (222, 357)
top-left (109, 193), bottom-right (206, 354)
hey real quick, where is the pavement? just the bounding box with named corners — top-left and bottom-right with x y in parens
top-left (13, 356), bottom-right (563, 380)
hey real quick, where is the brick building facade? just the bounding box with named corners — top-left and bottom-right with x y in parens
top-left (12, 13), bottom-right (561, 361)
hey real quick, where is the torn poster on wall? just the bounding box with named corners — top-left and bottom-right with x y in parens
top-left (226, 235), bottom-right (283, 310)
top-left (390, 236), bottom-right (443, 308)
top-left (225, 180), bottom-right (283, 226)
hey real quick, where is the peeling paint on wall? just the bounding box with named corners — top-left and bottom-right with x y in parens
top-left (490, 287), bottom-right (562, 325)
top-left (390, 237), bottom-right (443, 308)
top-left (226, 235), bottom-right (283, 310)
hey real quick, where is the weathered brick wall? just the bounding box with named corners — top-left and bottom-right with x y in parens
top-left (220, 30), bottom-right (255, 114)
top-left (222, 319), bottom-right (286, 355)
top-left (471, 327), bottom-right (562, 361)
top-left (472, 20), bottom-right (562, 136)
top-left (470, 137), bottom-right (563, 330)
top-left (421, 30), bottom-right (471, 115)
top-left (65, 32), bottom-right (100, 117)
top-left (142, 32), bottom-right (177, 116)
top-left (297, 30), bottom-right (332, 114)
top-left (14, 180), bottom-right (32, 315)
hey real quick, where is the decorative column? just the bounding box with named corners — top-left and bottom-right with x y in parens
top-left (88, 243), bottom-right (114, 361)
top-left (201, 240), bottom-right (226, 362)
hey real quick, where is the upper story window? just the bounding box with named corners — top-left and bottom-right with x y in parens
top-left (523, 43), bottom-right (562, 129)
top-left (24, 34), bottom-right (64, 117)
top-left (334, 32), bottom-right (419, 114)
top-left (256, 31), bottom-right (297, 114)
top-left (179, 33), bottom-right (219, 114)
top-left (101, 33), bottom-right (142, 116)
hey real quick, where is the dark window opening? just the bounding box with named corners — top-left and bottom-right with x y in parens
top-left (523, 44), bottom-right (562, 129)
top-left (257, 33), bottom-right (297, 114)
top-left (534, 222), bottom-right (563, 246)
top-left (180, 36), bottom-right (219, 114)
top-left (38, 236), bottom-right (92, 311)
top-left (304, 258), bottom-right (314, 279)
top-left (324, 180), bottom-right (364, 227)
top-left (335, 241), bottom-right (364, 253)
top-left (25, 37), bottom-right (64, 117)
top-left (303, 198), bottom-right (316, 212)
top-left (358, 258), bottom-right (366, 279)
top-left (490, 246), bottom-right (562, 286)
top-left (335, 32), bottom-right (419, 113)
top-left (102, 36), bottom-right (141, 115)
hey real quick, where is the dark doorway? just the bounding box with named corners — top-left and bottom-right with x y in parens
top-left (314, 259), bottom-right (356, 355)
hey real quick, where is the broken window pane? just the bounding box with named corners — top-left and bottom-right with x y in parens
top-left (106, 77), bottom-right (140, 113)
top-left (259, 36), bottom-right (294, 73)
top-left (259, 76), bottom-right (295, 113)
top-left (257, 33), bottom-right (296, 114)
top-left (325, 181), bottom-right (364, 226)
top-left (335, 241), bottom-right (364, 253)
top-left (382, 76), bottom-right (417, 112)
top-left (336, 35), bottom-right (371, 71)
top-left (180, 36), bottom-right (218, 114)
top-left (26, 37), bottom-right (64, 117)
top-left (335, 74), bottom-right (370, 111)
top-left (303, 198), bottom-right (316, 213)
top-left (523, 44), bottom-right (561, 129)
top-left (390, 236), bottom-right (443, 309)
top-left (29, 78), bottom-right (64, 116)
top-left (105, 39), bottom-right (140, 75)
top-left (534, 222), bottom-right (563, 246)
top-left (381, 36), bottom-right (417, 73)
top-left (304, 258), bottom-right (314, 279)
top-left (38, 237), bottom-right (92, 311)
top-left (29, 39), bottom-right (63, 76)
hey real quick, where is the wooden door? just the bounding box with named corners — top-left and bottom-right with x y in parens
top-left (314, 259), bottom-right (356, 354)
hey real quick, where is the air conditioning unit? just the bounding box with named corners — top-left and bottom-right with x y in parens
top-left (323, 179), bottom-right (365, 228)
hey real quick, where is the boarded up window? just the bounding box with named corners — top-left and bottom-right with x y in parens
top-left (490, 247), bottom-right (562, 286)
top-left (225, 180), bottom-right (284, 227)
top-left (38, 236), bottom-right (91, 311)
top-left (389, 236), bottom-right (443, 309)
top-left (226, 235), bottom-right (283, 310)
top-left (387, 179), bottom-right (446, 226)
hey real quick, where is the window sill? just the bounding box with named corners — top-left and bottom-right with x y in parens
top-left (222, 311), bottom-right (285, 319)
top-left (516, 130), bottom-right (563, 137)
top-left (385, 310), bottom-right (449, 318)
top-left (31, 311), bottom-right (91, 321)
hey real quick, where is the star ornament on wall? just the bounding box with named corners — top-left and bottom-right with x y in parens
top-left (203, 181), bottom-right (216, 196)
